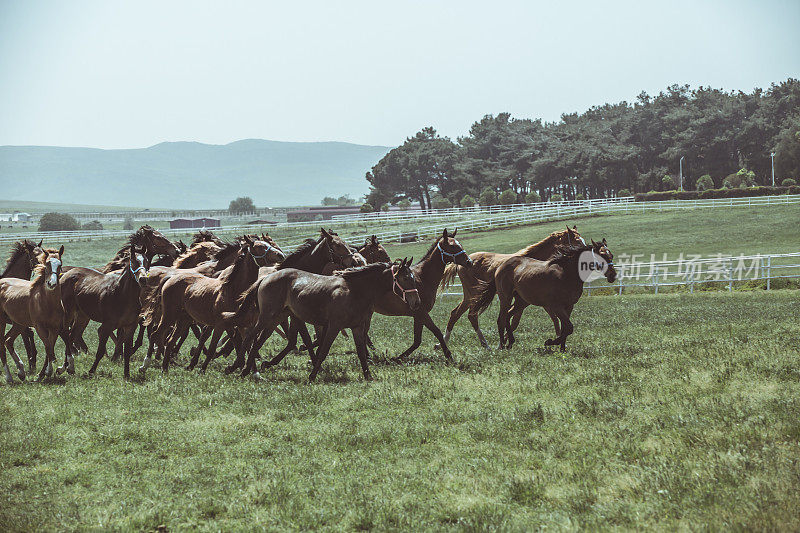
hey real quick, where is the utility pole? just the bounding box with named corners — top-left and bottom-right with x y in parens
top-left (771, 152), bottom-right (775, 186)
top-left (679, 156), bottom-right (685, 191)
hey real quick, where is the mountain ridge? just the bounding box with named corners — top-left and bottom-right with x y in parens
top-left (0, 139), bottom-right (392, 208)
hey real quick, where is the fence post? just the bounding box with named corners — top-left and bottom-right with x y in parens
top-left (653, 275), bottom-right (658, 295)
top-left (766, 255), bottom-right (771, 290)
top-left (727, 260), bottom-right (733, 292)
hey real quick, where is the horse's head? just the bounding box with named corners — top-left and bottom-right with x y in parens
top-left (39, 245), bottom-right (64, 290)
top-left (591, 238), bottom-right (617, 283)
top-left (139, 225), bottom-right (180, 258)
top-left (127, 245), bottom-right (150, 288)
top-left (22, 239), bottom-right (43, 270)
top-left (261, 233), bottom-right (286, 263)
top-left (437, 228), bottom-right (473, 267)
top-left (175, 240), bottom-right (188, 255)
top-left (359, 235), bottom-right (390, 264)
top-left (392, 257), bottom-right (421, 310)
top-left (321, 228), bottom-right (355, 266)
top-left (561, 225), bottom-right (584, 247)
top-left (244, 234), bottom-right (285, 266)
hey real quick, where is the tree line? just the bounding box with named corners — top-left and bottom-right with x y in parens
top-left (365, 79), bottom-right (800, 210)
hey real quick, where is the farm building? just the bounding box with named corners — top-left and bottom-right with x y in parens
top-left (169, 217), bottom-right (221, 229)
top-left (286, 206), bottom-right (361, 222)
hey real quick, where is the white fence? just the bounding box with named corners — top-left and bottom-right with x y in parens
top-left (2, 193), bottom-right (799, 247)
top-left (439, 251), bottom-right (800, 297)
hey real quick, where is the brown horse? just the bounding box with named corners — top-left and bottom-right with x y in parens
top-left (440, 226), bottom-right (584, 348)
top-left (140, 237), bottom-right (274, 374)
top-left (225, 259), bottom-right (421, 381)
top-left (59, 246), bottom-right (150, 380)
top-left (371, 228), bottom-right (472, 361)
top-left (1, 239), bottom-right (44, 371)
top-left (473, 239), bottom-right (616, 350)
top-left (102, 225), bottom-right (179, 273)
top-left (358, 235), bottom-right (391, 264)
top-left (0, 246), bottom-right (65, 382)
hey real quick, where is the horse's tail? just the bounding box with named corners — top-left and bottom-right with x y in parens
top-left (438, 263), bottom-right (459, 294)
top-left (140, 275), bottom-right (169, 327)
top-left (472, 278), bottom-right (496, 316)
top-left (222, 278), bottom-right (260, 325)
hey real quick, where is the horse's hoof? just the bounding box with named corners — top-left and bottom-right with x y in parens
top-left (364, 373), bottom-right (374, 381)
top-left (223, 366), bottom-right (236, 375)
top-left (17, 370), bottom-right (26, 381)
top-left (250, 372), bottom-right (263, 382)
top-left (56, 365), bottom-right (66, 376)
top-left (433, 343), bottom-right (442, 350)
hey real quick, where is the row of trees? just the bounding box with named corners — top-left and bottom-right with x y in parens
top-left (366, 79), bottom-right (800, 209)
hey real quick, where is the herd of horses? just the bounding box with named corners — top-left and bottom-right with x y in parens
top-left (0, 223), bottom-right (616, 384)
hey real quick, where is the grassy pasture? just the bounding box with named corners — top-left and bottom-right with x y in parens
top-left (1, 204), bottom-right (799, 530)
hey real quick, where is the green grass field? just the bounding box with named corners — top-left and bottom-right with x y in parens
top-left (1, 204), bottom-right (799, 530)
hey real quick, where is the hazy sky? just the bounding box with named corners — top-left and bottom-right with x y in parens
top-left (1, 0), bottom-right (798, 149)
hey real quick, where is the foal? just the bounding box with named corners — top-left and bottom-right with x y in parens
top-left (59, 246), bottom-right (150, 380)
top-left (0, 246), bottom-right (65, 382)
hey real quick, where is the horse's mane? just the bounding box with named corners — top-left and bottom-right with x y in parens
top-left (30, 248), bottom-right (60, 288)
top-left (517, 229), bottom-right (569, 258)
top-left (3, 240), bottom-right (35, 272)
top-left (174, 241), bottom-right (218, 268)
top-left (547, 243), bottom-right (591, 266)
top-left (333, 262), bottom-right (389, 279)
top-left (419, 236), bottom-right (443, 263)
top-left (278, 238), bottom-right (320, 270)
top-left (213, 241), bottom-right (241, 262)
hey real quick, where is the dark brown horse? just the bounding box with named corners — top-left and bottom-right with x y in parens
top-left (439, 226), bottom-right (584, 348)
top-left (225, 259), bottom-right (421, 381)
top-left (371, 229), bottom-right (472, 361)
top-left (473, 239), bottom-right (617, 350)
top-left (59, 246), bottom-right (150, 380)
top-left (0, 246), bottom-right (65, 382)
top-left (1, 239), bottom-right (43, 371)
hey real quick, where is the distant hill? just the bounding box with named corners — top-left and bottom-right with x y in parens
top-left (0, 139), bottom-right (392, 209)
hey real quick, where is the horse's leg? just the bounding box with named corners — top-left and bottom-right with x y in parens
top-left (121, 325), bottom-right (137, 380)
top-left (495, 293), bottom-right (513, 350)
top-left (418, 312), bottom-right (453, 362)
top-left (558, 306), bottom-right (574, 352)
top-left (131, 321), bottom-right (145, 354)
top-left (34, 326), bottom-right (56, 381)
top-left (352, 325), bottom-right (373, 381)
top-left (1, 321), bottom-right (12, 384)
top-left (139, 325), bottom-right (157, 373)
top-left (56, 326), bottom-right (75, 375)
top-left (508, 299), bottom-right (530, 334)
top-left (162, 319), bottom-right (190, 374)
top-left (4, 324), bottom-right (27, 381)
top-left (543, 307), bottom-right (563, 347)
top-left (259, 317), bottom-right (298, 371)
top-left (199, 328), bottom-right (224, 374)
top-left (88, 325), bottom-right (111, 376)
top-left (297, 322), bottom-right (316, 366)
top-left (393, 317), bottom-right (423, 362)
top-left (441, 297), bottom-right (470, 348)
top-left (186, 325), bottom-right (212, 370)
top-left (308, 325), bottom-right (340, 382)
top-left (21, 328), bottom-right (37, 373)
top-left (109, 328), bottom-right (125, 364)
top-left (226, 327), bottom-right (253, 374)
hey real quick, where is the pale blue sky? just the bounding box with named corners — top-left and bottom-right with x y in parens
top-left (1, 0), bottom-right (798, 149)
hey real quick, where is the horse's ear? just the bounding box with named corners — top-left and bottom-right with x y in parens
top-left (452, 228), bottom-right (457, 237)
top-left (602, 238), bottom-right (607, 245)
top-left (37, 239), bottom-right (43, 248)
top-left (58, 245), bottom-right (65, 256)
top-left (591, 239), bottom-right (598, 247)
top-left (408, 256), bottom-right (413, 265)
top-left (442, 228), bottom-right (448, 239)
top-left (371, 234), bottom-right (378, 244)
top-left (320, 227), bottom-right (331, 239)
top-left (566, 224), bottom-right (571, 233)
top-left (573, 225), bottom-right (577, 230)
